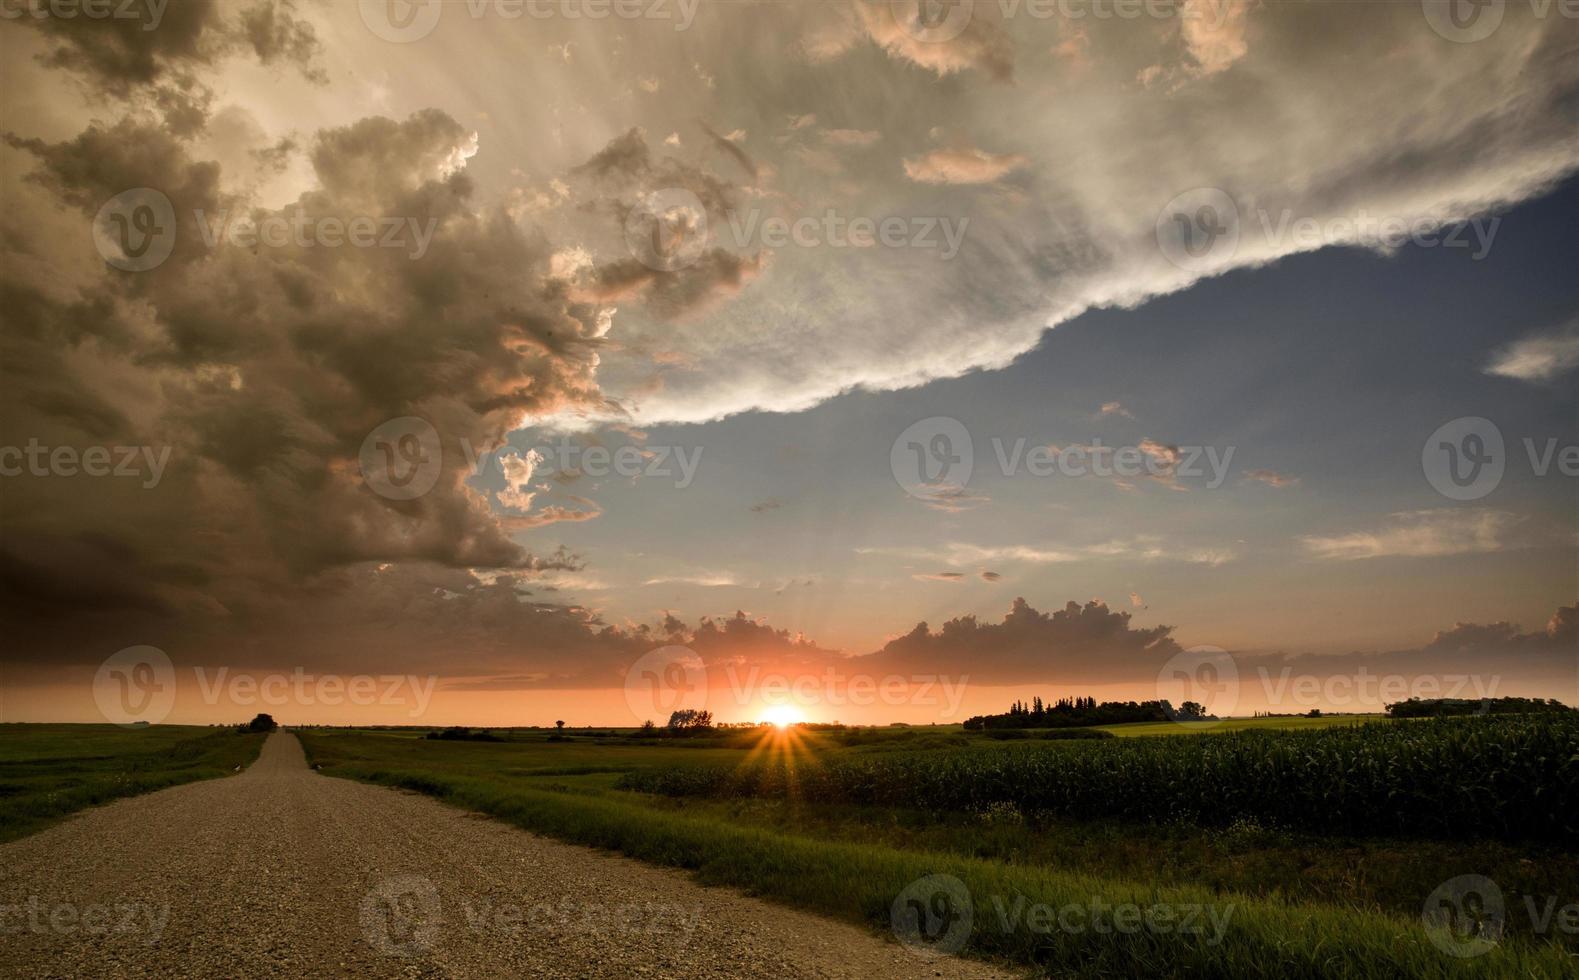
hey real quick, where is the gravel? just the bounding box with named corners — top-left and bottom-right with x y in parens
top-left (0, 732), bottom-right (1014, 978)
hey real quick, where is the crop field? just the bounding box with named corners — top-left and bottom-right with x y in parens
top-left (0, 724), bottom-right (267, 843)
top-left (298, 715), bottom-right (1579, 978)
top-left (619, 715), bottom-right (1578, 841)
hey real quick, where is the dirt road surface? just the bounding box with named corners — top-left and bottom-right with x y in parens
top-left (0, 732), bottom-right (1012, 978)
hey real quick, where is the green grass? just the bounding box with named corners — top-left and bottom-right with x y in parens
top-left (0, 723), bottom-right (267, 842)
top-left (299, 724), bottom-right (1577, 978)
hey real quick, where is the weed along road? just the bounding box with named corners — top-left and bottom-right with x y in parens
top-left (0, 732), bottom-right (1009, 978)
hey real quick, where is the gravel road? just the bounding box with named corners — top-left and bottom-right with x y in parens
top-left (0, 732), bottom-right (1012, 978)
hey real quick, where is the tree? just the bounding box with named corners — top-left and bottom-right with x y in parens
top-left (667, 708), bottom-right (713, 731)
top-left (1176, 701), bottom-right (1206, 720)
top-left (555, 719), bottom-right (566, 730)
top-left (242, 713), bottom-right (277, 733)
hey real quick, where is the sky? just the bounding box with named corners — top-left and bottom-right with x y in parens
top-left (0, 1), bottom-right (1575, 727)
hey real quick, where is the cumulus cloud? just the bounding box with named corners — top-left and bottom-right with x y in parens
top-left (857, 597), bottom-right (1181, 685)
top-left (0, 100), bottom-right (642, 666)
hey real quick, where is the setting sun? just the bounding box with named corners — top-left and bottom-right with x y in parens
top-left (760, 705), bottom-right (802, 729)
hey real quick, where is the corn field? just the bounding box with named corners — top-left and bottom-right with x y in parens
top-left (617, 715), bottom-right (1579, 841)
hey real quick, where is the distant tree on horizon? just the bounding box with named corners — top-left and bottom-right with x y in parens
top-left (667, 708), bottom-right (713, 731)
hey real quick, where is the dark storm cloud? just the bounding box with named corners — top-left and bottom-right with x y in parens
top-left (12, 0), bottom-right (322, 92)
top-left (1, 103), bottom-right (627, 666)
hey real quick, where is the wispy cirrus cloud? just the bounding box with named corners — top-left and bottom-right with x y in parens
top-left (1485, 320), bottom-right (1579, 382)
top-left (1300, 510), bottom-right (1520, 561)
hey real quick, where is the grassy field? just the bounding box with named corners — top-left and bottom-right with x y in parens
top-left (0, 724), bottom-right (267, 843)
top-left (299, 719), bottom-right (1577, 978)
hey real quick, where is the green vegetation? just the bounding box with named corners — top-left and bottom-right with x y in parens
top-left (621, 715), bottom-right (1579, 842)
top-left (1386, 696), bottom-right (1576, 718)
top-left (299, 718), bottom-right (1578, 978)
top-left (0, 724), bottom-right (267, 843)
